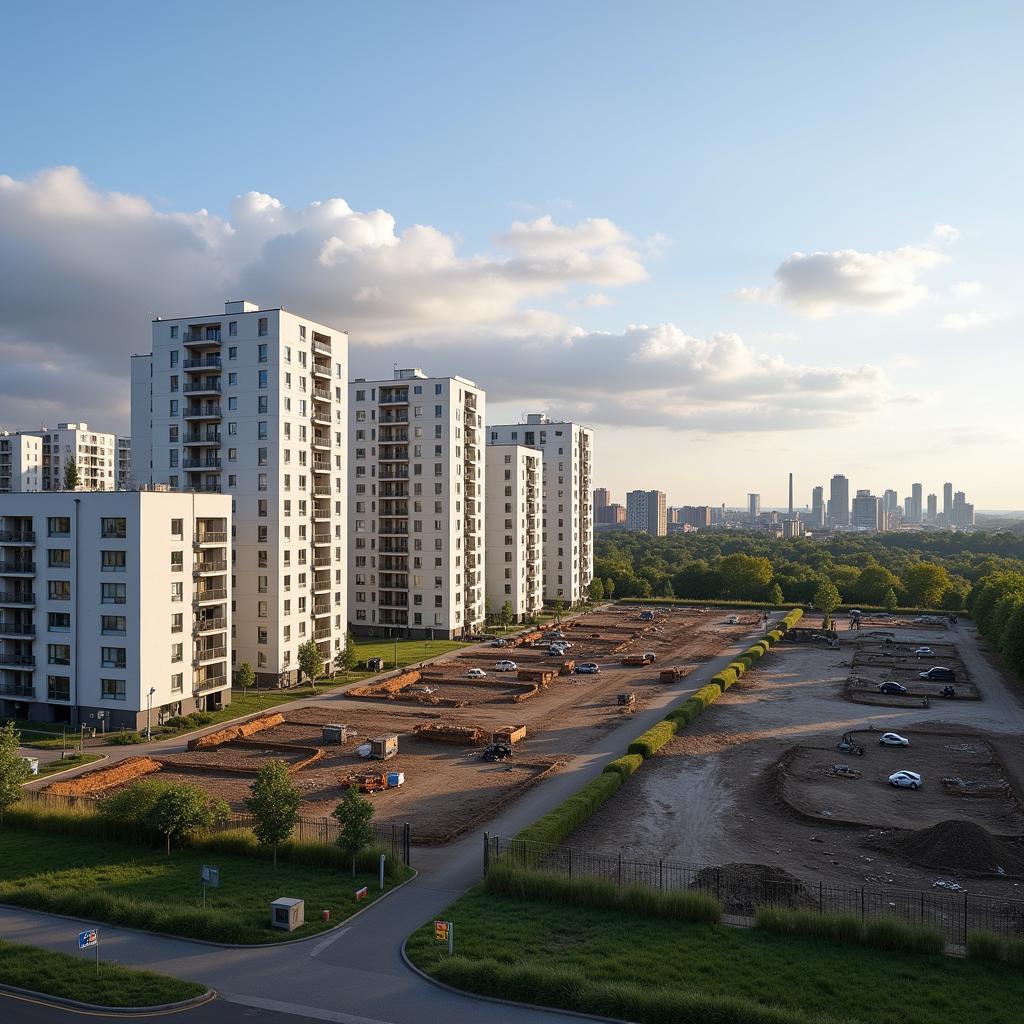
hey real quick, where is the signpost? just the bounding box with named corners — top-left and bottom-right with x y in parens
top-left (434, 919), bottom-right (454, 955)
top-left (78, 928), bottom-right (99, 974)
top-left (201, 864), bottom-right (219, 908)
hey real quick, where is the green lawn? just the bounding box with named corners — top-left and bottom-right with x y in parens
top-left (33, 753), bottom-right (102, 777)
top-left (406, 888), bottom-right (1024, 1024)
top-left (351, 636), bottom-right (469, 669)
top-left (0, 826), bottom-right (410, 945)
top-left (0, 938), bottom-right (206, 1007)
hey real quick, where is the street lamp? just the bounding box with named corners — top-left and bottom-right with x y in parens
top-left (146, 686), bottom-right (156, 741)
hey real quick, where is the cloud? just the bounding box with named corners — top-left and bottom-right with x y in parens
top-left (890, 353), bottom-right (920, 368)
top-left (584, 292), bottom-right (612, 307)
top-left (739, 228), bottom-right (958, 317)
top-left (940, 311), bottom-right (992, 331)
top-left (951, 280), bottom-right (981, 298)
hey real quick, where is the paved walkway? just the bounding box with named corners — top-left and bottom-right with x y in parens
top-left (2, 617), bottom-right (776, 1023)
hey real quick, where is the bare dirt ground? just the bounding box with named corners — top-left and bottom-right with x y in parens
top-left (847, 635), bottom-right (977, 703)
top-left (571, 615), bottom-right (1024, 899)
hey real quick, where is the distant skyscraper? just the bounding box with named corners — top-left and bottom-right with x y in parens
top-left (943, 482), bottom-right (953, 521)
top-left (810, 485), bottom-right (826, 528)
top-left (828, 475), bottom-right (849, 527)
top-left (626, 489), bottom-right (667, 536)
top-left (904, 496), bottom-right (913, 519)
top-left (852, 489), bottom-right (884, 532)
top-left (926, 493), bottom-right (937, 523)
top-left (883, 489), bottom-right (898, 514)
top-left (911, 482), bottom-right (923, 525)
top-left (748, 493), bottom-right (760, 520)
top-left (593, 487), bottom-right (610, 510)
top-left (788, 473), bottom-right (794, 516)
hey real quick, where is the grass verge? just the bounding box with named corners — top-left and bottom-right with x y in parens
top-left (0, 825), bottom-right (411, 944)
top-left (31, 753), bottom-right (103, 778)
top-left (0, 938), bottom-right (206, 1007)
top-left (407, 887), bottom-right (1024, 1024)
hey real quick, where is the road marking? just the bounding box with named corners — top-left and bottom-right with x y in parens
top-left (308, 925), bottom-right (351, 958)
top-left (220, 992), bottom-right (395, 1024)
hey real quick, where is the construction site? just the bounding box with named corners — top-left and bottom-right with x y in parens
top-left (846, 633), bottom-right (977, 706)
top-left (42, 605), bottom-right (757, 844)
top-left (570, 614), bottom-right (1024, 900)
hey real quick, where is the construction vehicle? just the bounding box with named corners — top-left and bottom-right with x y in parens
top-left (617, 691), bottom-right (637, 707)
top-left (346, 770), bottom-right (389, 793)
top-left (493, 725), bottom-right (527, 745)
top-left (659, 667), bottom-right (684, 683)
top-left (837, 733), bottom-right (865, 756)
top-left (621, 652), bottom-right (656, 666)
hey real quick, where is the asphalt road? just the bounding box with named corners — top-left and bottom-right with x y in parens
top-left (3, 614), bottom-right (776, 1023)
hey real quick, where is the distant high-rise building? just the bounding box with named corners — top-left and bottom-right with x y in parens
top-left (116, 437), bottom-right (132, 490)
top-left (626, 490), bottom-right (667, 536)
top-left (883, 489), bottom-right (898, 513)
top-left (852, 489), bottom-right (885, 532)
top-left (680, 505), bottom-right (712, 528)
top-left (593, 487), bottom-right (610, 511)
top-left (594, 488), bottom-right (621, 525)
top-left (911, 482), bottom-right (923, 525)
top-left (904, 496), bottom-right (913, 520)
top-left (952, 490), bottom-right (975, 529)
top-left (748, 493), bottom-right (760, 520)
top-left (926, 493), bottom-right (937, 524)
top-left (828, 475), bottom-right (850, 527)
top-left (788, 473), bottom-right (794, 516)
top-left (943, 482), bottom-right (953, 521)
top-left (810, 485), bottom-right (825, 527)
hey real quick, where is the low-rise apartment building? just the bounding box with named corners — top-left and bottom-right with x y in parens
top-left (0, 491), bottom-right (231, 729)
top-left (485, 444), bottom-right (543, 622)
top-left (0, 433), bottom-right (42, 493)
top-left (0, 423), bottom-right (118, 492)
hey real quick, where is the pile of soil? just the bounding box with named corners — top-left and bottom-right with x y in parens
top-left (870, 819), bottom-right (1024, 877)
top-left (693, 862), bottom-right (816, 914)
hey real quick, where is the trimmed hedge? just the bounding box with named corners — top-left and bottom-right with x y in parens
top-left (603, 753), bottom-right (644, 783)
top-left (627, 720), bottom-right (678, 758)
top-left (665, 699), bottom-right (703, 727)
top-left (517, 771), bottom-right (623, 846)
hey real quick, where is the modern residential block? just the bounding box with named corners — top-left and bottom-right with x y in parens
top-left (349, 369), bottom-right (486, 638)
top-left (626, 489), bottom-right (667, 537)
top-left (485, 444), bottom-right (543, 622)
top-left (488, 415), bottom-right (594, 605)
top-left (851, 489), bottom-right (885, 532)
top-left (0, 433), bottom-right (42, 493)
top-left (0, 491), bottom-right (231, 729)
top-left (828, 474), bottom-right (850, 527)
top-left (116, 436), bottom-right (132, 490)
top-left (131, 300), bottom-right (348, 686)
top-left (0, 423), bottom-right (118, 492)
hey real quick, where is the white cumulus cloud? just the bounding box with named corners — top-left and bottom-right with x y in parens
top-left (940, 311), bottom-right (992, 331)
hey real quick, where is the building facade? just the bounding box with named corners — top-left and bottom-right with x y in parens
top-left (828, 474), bottom-right (850, 527)
top-left (626, 489), bottom-right (667, 536)
top-left (116, 437), bottom-right (132, 490)
top-left (131, 300), bottom-right (348, 687)
top-left (485, 444), bottom-right (543, 622)
top-left (0, 424), bottom-right (118, 493)
top-left (851, 489), bottom-right (885, 532)
top-left (349, 369), bottom-right (485, 639)
top-left (0, 491), bottom-right (231, 729)
top-left (488, 415), bottom-right (594, 605)
top-left (0, 433), bottom-right (42, 493)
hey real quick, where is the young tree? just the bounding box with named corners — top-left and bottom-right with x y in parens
top-left (297, 640), bottom-right (324, 694)
top-left (552, 598), bottom-right (565, 623)
top-left (589, 578), bottom-right (605, 603)
top-left (149, 783), bottom-right (216, 855)
top-left (332, 786), bottom-right (375, 875)
top-left (339, 630), bottom-right (359, 679)
top-left (883, 588), bottom-right (898, 613)
top-left (499, 600), bottom-right (515, 631)
top-left (0, 721), bottom-right (30, 823)
top-left (768, 583), bottom-right (784, 607)
top-left (604, 577), bottom-right (615, 600)
top-left (236, 660), bottom-right (256, 706)
top-left (62, 458), bottom-right (80, 491)
top-left (245, 761), bottom-right (301, 869)
top-left (813, 579), bottom-right (842, 628)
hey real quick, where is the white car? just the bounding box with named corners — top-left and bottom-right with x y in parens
top-left (727, 615), bottom-right (739, 625)
top-left (914, 647), bottom-right (935, 658)
top-left (494, 660), bottom-right (518, 672)
top-left (490, 639), bottom-right (508, 647)
top-left (466, 668), bottom-right (487, 678)
top-left (888, 770), bottom-right (922, 789)
top-left (879, 732), bottom-right (910, 747)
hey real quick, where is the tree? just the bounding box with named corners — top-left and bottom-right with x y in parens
top-left (62, 458), bottom-right (80, 491)
top-left (768, 583), bottom-right (784, 606)
top-left (332, 786), bottom-right (375, 875)
top-left (297, 639), bottom-right (324, 694)
top-left (552, 598), bottom-right (564, 623)
top-left (236, 661), bottom-right (256, 706)
top-left (499, 600), bottom-right (515, 631)
top-left (0, 721), bottom-right (30, 823)
top-left (149, 783), bottom-right (217, 855)
top-left (604, 578), bottom-right (615, 600)
top-left (853, 564), bottom-right (902, 605)
top-left (339, 630), bottom-right (359, 679)
top-left (883, 588), bottom-right (898, 612)
top-left (589, 578), bottom-right (605, 603)
top-left (813, 580), bottom-right (841, 625)
top-left (903, 563), bottom-right (952, 608)
top-left (659, 578), bottom-right (675, 599)
top-left (718, 554), bottom-right (773, 599)
top-left (245, 761), bottom-right (301, 869)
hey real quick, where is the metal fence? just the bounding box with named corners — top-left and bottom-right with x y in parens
top-left (484, 834), bottom-right (1024, 945)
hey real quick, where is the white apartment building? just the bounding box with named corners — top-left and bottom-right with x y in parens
top-left (0, 423), bottom-right (118, 492)
top-left (349, 369), bottom-right (485, 639)
top-left (488, 415), bottom-right (594, 605)
top-left (0, 433), bottom-right (42, 493)
top-left (0, 491), bottom-right (231, 729)
top-left (626, 489), bottom-right (667, 536)
top-left (116, 437), bottom-right (132, 489)
top-left (485, 444), bottom-right (543, 622)
top-left (131, 300), bottom-right (348, 687)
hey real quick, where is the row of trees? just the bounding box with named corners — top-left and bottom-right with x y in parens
top-left (968, 572), bottom-right (1024, 681)
top-left (594, 533), bottom-right (981, 609)
top-left (235, 631), bottom-right (361, 695)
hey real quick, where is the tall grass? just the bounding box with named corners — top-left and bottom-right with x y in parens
top-left (967, 931), bottom-right (1024, 966)
top-left (756, 907), bottom-right (945, 955)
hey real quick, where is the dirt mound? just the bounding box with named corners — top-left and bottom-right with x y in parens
top-left (870, 819), bottom-right (1024, 877)
top-left (45, 756), bottom-right (161, 797)
top-left (693, 862), bottom-right (816, 914)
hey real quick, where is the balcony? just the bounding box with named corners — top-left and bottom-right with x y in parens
top-left (191, 484), bottom-right (222, 494)
top-left (193, 531), bottom-right (227, 546)
top-left (0, 622), bottom-right (34, 637)
top-left (0, 653), bottom-right (35, 669)
top-left (193, 559), bottom-right (228, 575)
top-left (312, 553), bottom-right (331, 568)
top-left (0, 684), bottom-right (35, 698)
top-left (312, 386), bottom-right (331, 402)
top-left (379, 411), bottom-right (408, 424)
top-left (183, 380), bottom-right (222, 396)
top-left (312, 484), bottom-right (332, 497)
top-left (312, 459), bottom-right (331, 474)
top-left (378, 390), bottom-right (409, 405)
top-left (312, 625), bottom-right (331, 641)
top-left (184, 407), bottom-right (222, 421)
top-left (0, 531), bottom-right (35, 544)
top-left (0, 562), bottom-right (35, 575)
top-left (194, 675), bottom-right (227, 694)
top-left (378, 467), bottom-right (409, 481)
top-left (312, 361), bottom-right (331, 380)
top-left (312, 575), bottom-right (331, 594)
top-left (312, 602), bottom-right (331, 617)
top-left (311, 408), bottom-right (331, 426)
top-left (312, 532), bottom-right (332, 546)
top-left (183, 432), bottom-right (222, 446)
top-left (182, 356), bottom-right (222, 371)
top-left (194, 646), bottom-right (227, 665)
top-left (312, 434), bottom-right (331, 451)
top-left (378, 523), bottom-right (409, 537)
top-left (183, 457), bottom-right (222, 469)
top-left (183, 329), bottom-right (222, 346)
top-left (379, 539), bottom-right (409, 554)
top-left (0, 592), bottom-right (34, 607)
top-left (378, 598), bottom-right (409, 610)
top-left (193, 617), bottom-right (226, 634)
top-left (312, 503), bottom-right (331, 521)
top-left (312, 339), bottom-right (332, 357)
top-left (193, 588), bottom-right (227, 604)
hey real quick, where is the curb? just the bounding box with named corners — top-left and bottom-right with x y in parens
top-left (0, 867), bottom-right (417, 951)
top-left (22, 753), bottom-right (108, 784)
top-left (399, 942), bottom-right (633, 1024)
top-left (0, 981), bottom-right (215, 1015)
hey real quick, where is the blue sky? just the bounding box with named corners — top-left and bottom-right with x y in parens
top-left (2, 2), bottom-right (1022, 506)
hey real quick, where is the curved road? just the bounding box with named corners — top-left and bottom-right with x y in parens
top-left (2, 617), bottom-right (778, 1023)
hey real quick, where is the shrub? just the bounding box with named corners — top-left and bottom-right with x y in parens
top-left (756, 907), bottom-right (944, 955)
top-left (665, 699), bottom-right (702, 727)
top-left (627, 720), bottom-right (677, 759)
top-left (967, 930), bottom-right (1005, 963)
top-left (1005, 936), bottom-right (1024, 967)
top-left (728, 661), bottom-right (746, 676)
top-left (108, 730), bottom-right (144, 745)
top-left (862, 917), bottom-right (944, 955)
top-left (690, 684), bottom-right (722, 708)
top-left (603, 754), bottom-right (643, 782)
top-left (619, 884), bottom-right (722, 924)
top-left (517, 772), bottom-right (622, 846)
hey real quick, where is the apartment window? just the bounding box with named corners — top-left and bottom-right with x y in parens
top-left (102, 615), bottom-right (126, 635)
top-left (258, 473), bottom-right (268, 492)
top-left (258, 526), bottom-right (268, 543)
top-left (170, 400), bottom-right (178, 416)
top-left (169, 374), bottom-right (179, 393)
top-left (170, 518), bottom-right (183, 539)
top-left (47, 517), bottom-right (70, 537)
top-left (258, 627), bottom-right (268, 644)
top-left (228, 448), bottom-right (237, 461)
top-left (258, 601), bottom-right (268, 618)
top-left (48, 580), bottom-right (71, 601)
top-left (258, 446), bottom-right (268, 465)
top-left (101, 646), bottom-right (127, 669)
top-left (170, 612), bottom-right (183, 634)
top-left (48, 643), bottom-right (71, 666)
top-left (258, 395), bottom-right (268, 414)
top-left (171, 673), bottom-right (184, 694)
top-left (170, 550), bottom-right (183, 572)
top-left (101, 550), bottom-right (126, 572)
top-left (228, 474), bottom-right (237, 486)
top-left (228, 422), bottom-right (237, 435)
top-left (228, 345), bottom-right (237, 359)
top-left (48, 549), bottom-right (70, 568)
top-left (257, 575), bottom-right (268, 593)
top-left (101, 517), bottom-right (126, 539)
top-left (48, 612), bottom-right (71, 632)
top-left (434, 405), bottom-right (443, 416)
top-left (228, 372), bottom-right (238, 385)
top-left (229, 321), bottom-right (238, 337)
top-left (170, 325), bottom-right (179, 339)
top-left (169, 449), bottom-right (179, 468)
top-left (47, 676), bottom-right (71, 702)
top-left (258, 499), bottom-right (268, 517)
top-left (258, 421), bottom-right (268, 440)
top-left (170, 582), bottom-right (183, 603)
top-left (258, 370), bottom-right (268, 388)
top-left (258, 317), bottom-right (268, 336)
top-left (101, 679), bottom-right (127, 701)
top-left (170, 642), bottom-right (183, 663)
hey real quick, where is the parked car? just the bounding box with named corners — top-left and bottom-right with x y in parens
top-left (726, 615), bottom-right (739, 625)
top-left (494, 660), bottom-right (518, 672)
top-left (914, 647), bottom-right (935, 658)
top-left (576, 662), bottom-right (600, 674)
top-left (889, 770), bottom-right (922, 790)
top-left (643, 652), bottom-right (657, 662)
top-left (490, 638), bottom-right (508, 647)
top-left (879, 732), bottom-right (910, 747)
top-left (466, 668), bottom-right (487, 678)
top-left (919, 666), bottom-right (956, 681)
top-left (878, 680), bottom-right (908, 695)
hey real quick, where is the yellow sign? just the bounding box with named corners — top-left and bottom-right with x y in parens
top-left (434, 920), bottom-right (450, 942)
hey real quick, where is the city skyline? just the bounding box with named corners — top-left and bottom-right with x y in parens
top-left (1, 4), bottom-right (1022, 505)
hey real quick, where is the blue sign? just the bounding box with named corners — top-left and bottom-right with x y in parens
top-left (78, 929), bottom-right (98, 949)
